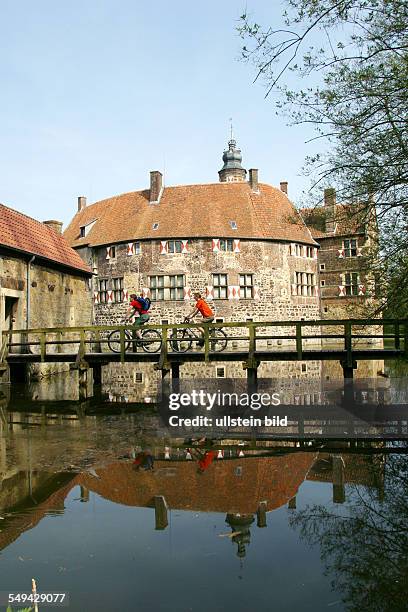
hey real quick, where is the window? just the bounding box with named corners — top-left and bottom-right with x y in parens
top-left (134, 241), bottom-right (141, 254)
top-left (320, 263), bottom-right (326, 271)
top-left (108, 245), bottom-right (116, 260)
top-left (219, 238), bottom-right (234, 252)
top-left (134, 372), bottom-right (143, 384)
top-left (168, 240), bottom-right (183, 254)
top-left (295, 272), bottom-right (316, 296)
top-left (149, 275), bottom-right (185, 301)
top-left (216, 366), bottom-right (225, 378)
top-left (213, 274), bottom-right (228, 299)
top-left (229, 220), bottom-right (237, 229)
top-left (98, 279), bottom-right (108, 303)
top-left (344, 238), bottom-right (357, 257)
top-left (112, 277), bottom-right (123, 303)
top-left (215, 317), bottom-right (224, 323)
top-left (324, 306), bottom-right (328, 313)
top-left (240, 274), bottom-right (254, 299)
top-left (80, 226), bottom-right (86, 238)
top-left (305, 246), bottom-right (314, 258)
top-left (152, 222), bottom-right (159, 230)
top-left (301, 363), bottom-right (307, 373)
top-left (344, 272), bottom-right (359, 296)
top-left (320, 280), bottom-right (325, 287)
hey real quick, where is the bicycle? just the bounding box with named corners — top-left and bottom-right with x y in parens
top-left (170, 318), bottom-right (228, 353)
top-left (107, 320), bottom-right (162, 353)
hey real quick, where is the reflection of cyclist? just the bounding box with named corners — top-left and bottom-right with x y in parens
top-left (126, 293), bottom-right (150, 339)
top-left (186, 292), bottom-right (214, 347)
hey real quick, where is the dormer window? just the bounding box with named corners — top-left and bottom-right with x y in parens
top-left (229, 220), bottom-right (237, 230)
top-left (79, 219), bottom-right (96, 238)
top-left (153, 222), bottom-right (159, 230)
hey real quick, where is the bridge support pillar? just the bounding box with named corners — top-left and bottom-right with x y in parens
top-left (246, 363), bottom-right (259, 392)
top-left (171, 363), bottom-right (180, 393)
top-left (92, 363), bottom-right (102, 386)
top-left (257, 501), bottom-right (267, 528)
top-left (154, 495), bottom-right (168, 530)
top-left (332, 455), bottom-right (345, 504)
top-left (341, 360), bottom-right (357, 407)
top-left (78, 364), bottom-right (89, 401)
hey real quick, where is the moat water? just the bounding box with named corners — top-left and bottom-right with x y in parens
top-left (1, 363), bottom-right (408, 611)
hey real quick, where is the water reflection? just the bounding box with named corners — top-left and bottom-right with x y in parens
top-left (290, 453), bottom-right (408, 611)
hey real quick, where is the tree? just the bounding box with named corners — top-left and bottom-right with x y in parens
top-left (289, 454), bottom-right (408, 611)
top-left (238, 1), bottom-right (408, 315)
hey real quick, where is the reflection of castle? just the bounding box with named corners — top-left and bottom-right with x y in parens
top-left (0, 452), bottom-right (386, 554)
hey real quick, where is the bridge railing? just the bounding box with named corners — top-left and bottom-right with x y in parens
top-left (2, 318), bottom-right (408, 365)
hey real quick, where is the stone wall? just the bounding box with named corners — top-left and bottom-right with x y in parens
top-left (0, 254), bottom-right (92, 378)
top-left (92, 238), bottom-right (320, 326)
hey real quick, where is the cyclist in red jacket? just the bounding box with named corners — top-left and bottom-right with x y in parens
top-left (125, 293), bottom-right (150, 339)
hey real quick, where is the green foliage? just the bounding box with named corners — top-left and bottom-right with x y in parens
top-left (238, 0), bottom-right (408, 315)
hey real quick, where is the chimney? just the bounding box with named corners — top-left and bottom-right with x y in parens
top-left (280, 181), bottom-right (288, 195)
top-left (249, 169), bottom-right (259, 192)
top-left (78, 196), bottom-right (87, 212)
top-left (43, 220), bottom-right (63, 234)
top-left (324, 187), bottom-right (336, 233)
top-left (150, 170), bottom-right (163, 203)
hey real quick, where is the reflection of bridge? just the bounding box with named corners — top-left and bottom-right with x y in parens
top-left (1, 319), bottom-right (406, 391)
top-left (0, 452), bottom-right (385, 556)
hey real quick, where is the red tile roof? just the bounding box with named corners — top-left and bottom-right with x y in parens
top-left (0, 203), bottom-right (91, 275)
top-left (63, 182), bottom-right (318, 247)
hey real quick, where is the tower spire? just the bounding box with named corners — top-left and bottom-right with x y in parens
top-left (218, 125), bottom-right (247, 183)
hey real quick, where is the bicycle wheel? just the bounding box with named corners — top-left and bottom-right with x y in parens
top-left (170, 329), bottom-right (193, 353)
top-left (210, 328), bottom-right (228, 352)
top-left (107, 330), bottom-right (132, 353)
top-left (141, 329), bottom-right (162, 353)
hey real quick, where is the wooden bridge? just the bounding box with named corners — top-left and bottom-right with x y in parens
top-left (1, 318), bottom-right (407, 388)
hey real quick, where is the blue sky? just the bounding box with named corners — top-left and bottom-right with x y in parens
top-left (1, 0), bottom-right (321, 226)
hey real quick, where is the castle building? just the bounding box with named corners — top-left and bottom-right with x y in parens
top-left (64, 138), bottom-right (321, 325)
top-left (0, 203), bottom-right (93, 378)
top-left (301, 188), bottom-right (378, 319)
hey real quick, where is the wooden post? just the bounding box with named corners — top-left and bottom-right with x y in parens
top-left (154, 495), bottom-right (168, 530)
top-left (247, 366), bottom-right (258, 391)
top-left (204, 324), bottom-right (210, 363)
top-left (93, 363), bottom-right (102, 386)
top-left (78, 365), bottom-right (88, 401)
top-left (257, 501), bottom-right (267, 527)
top-left (332, 455), bottom-right (345, 504)
top-left (344, 321), bottom-right (353, 368)
top-left (120, 328), bottom-right (125, 363)
top-left (171, 363), bottom-right (180, 393)
top-left (341, 359), bottom-right (356, 406)
top-left (288, 496), bottom-right (297, 510)
top-left (296, 322), bottom-right (303, 359)
top-left (40, 332), bottom-right (46, 362)
top-left (394, 322), bottom-right (400, 350)
top-left (80, 486), bottom-right (90, 502)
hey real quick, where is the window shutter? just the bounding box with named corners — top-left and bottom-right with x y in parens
top-left (217, 450), bottom-right (224, 459)
top-left (338, 285), bottom-right (346, 296)
top-left (212, 239), bottom-right (220, 253)
top-left (314, 286), bottom-right (319, 296)
top-left (181, 239), bottom-right (189, 254)
top-left (183, 287), bottom-right (192, 301)
top-left (122, 289), bottom-right (129, 302)
top-left (233, 239), bottom-right (240, 253)
top-left (160, 241), bottom-right (168, 254)
top-left (106, 246), bottom-right (111, 260)
top-left (338, 248), bottom-right (345, 258)
top-left (357, 247), bottom-right (363, 256)
top-left (313, 247), bottom-right (318, 259)
top-left (93, 291), bottom-right (99, 304)
top-left (205, 286), bottom-right (214, 300)
top-left (107, 290), bottom-right (114, 304)
top-left (228, 285), bottom-right (240, 300)
top-left (142, 287), bottom-right (151, 297)
top-left (126, 243), bottom-right (134, 256)
top-left (358, 284), bottom-right (366, 296)
top-left (253, 285), bottom-right (260, 299)
top-left (291, 283), bottom-right (297, 296)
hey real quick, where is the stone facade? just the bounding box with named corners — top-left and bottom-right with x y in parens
top-left (0, 252), bottom-right (92, 378)
top-left (89, 238), bottom-right (320, 327)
